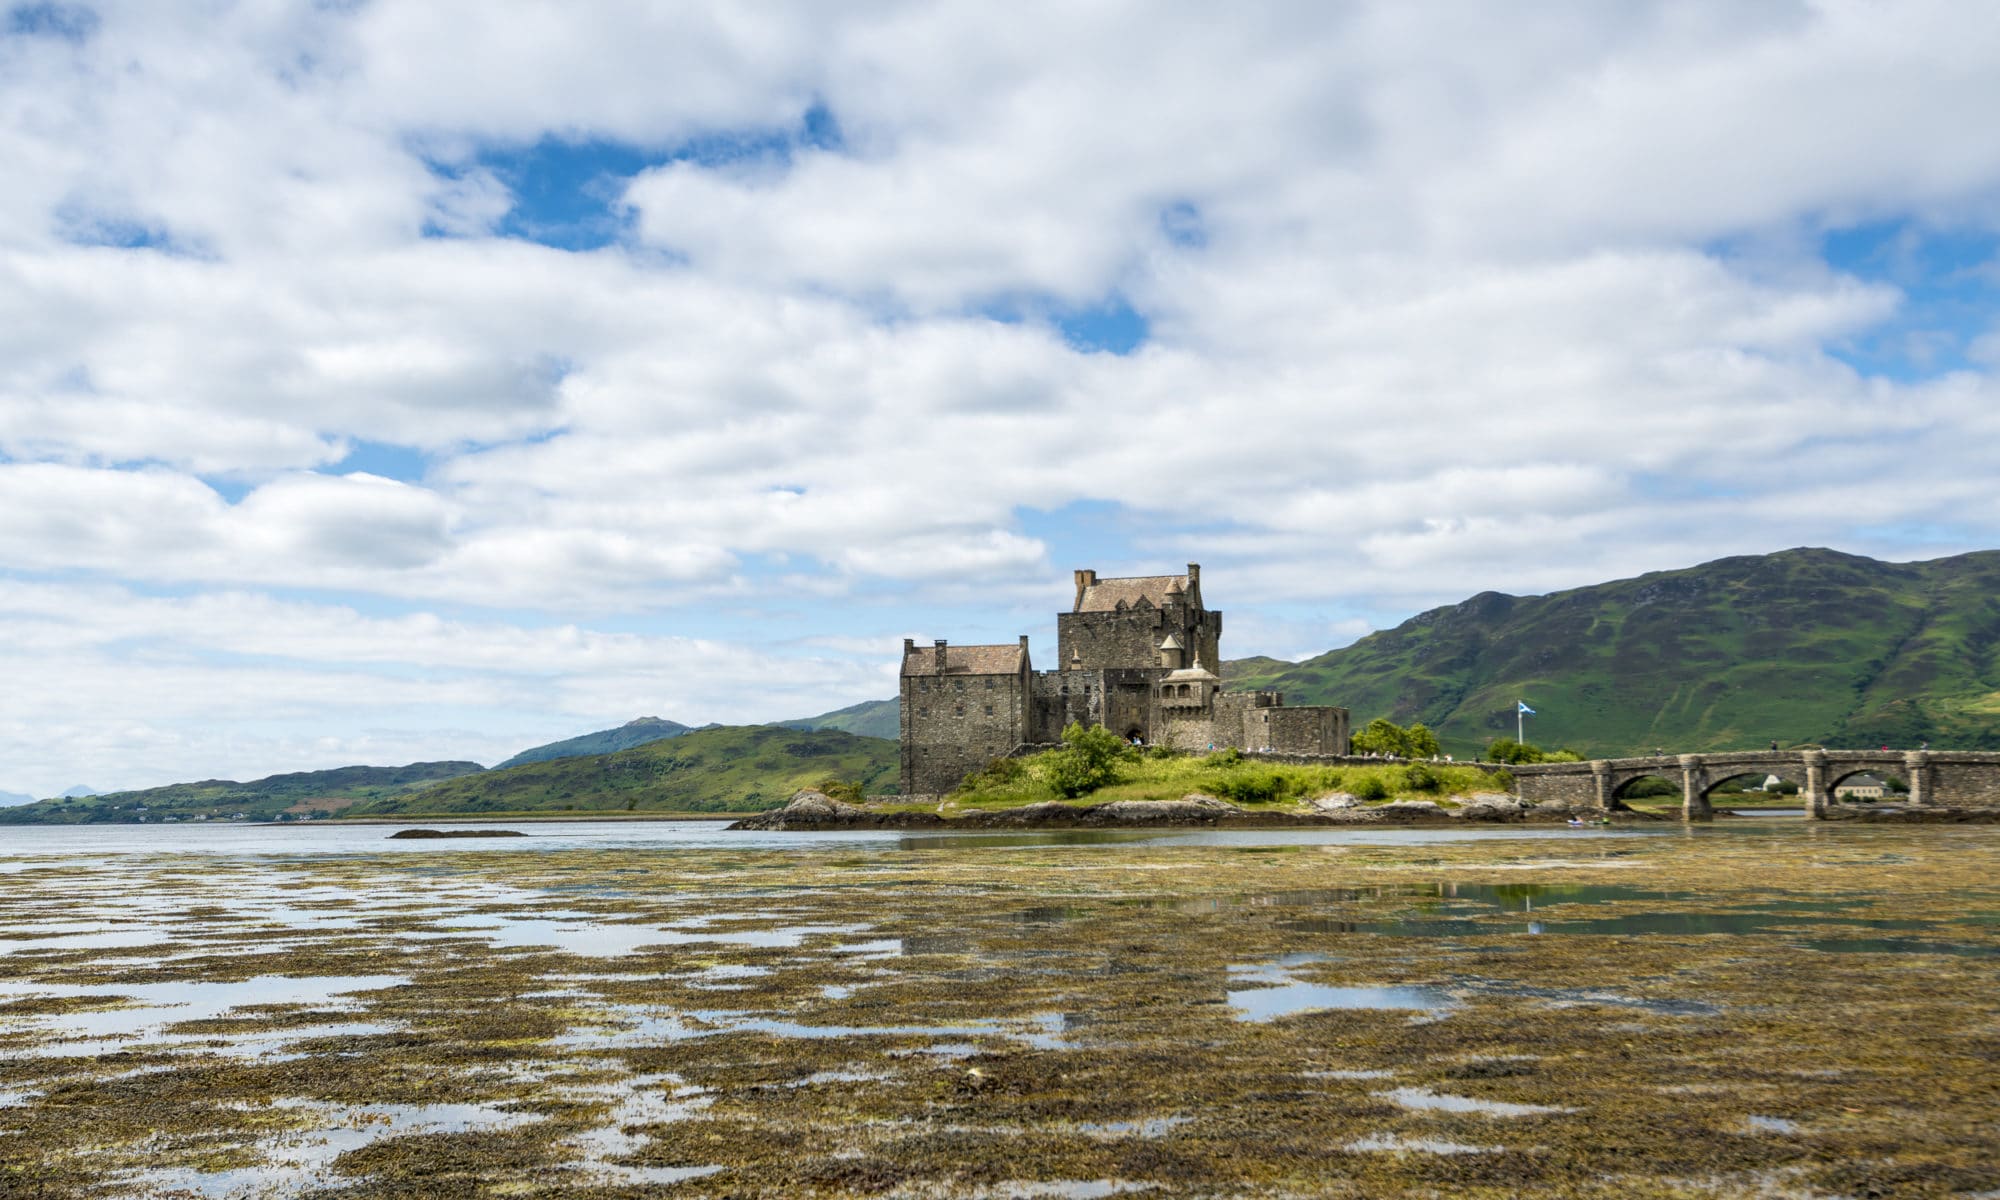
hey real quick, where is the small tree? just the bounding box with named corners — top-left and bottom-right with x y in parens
top-left (1351, 717), bottom-right (1411, 757)
top-left (1405, 723), bottom-right (1442, 759)
top-left (1483, 738), bottom-right (1584, 764)
top-left (1039, 722), bottom-right (1130, 798)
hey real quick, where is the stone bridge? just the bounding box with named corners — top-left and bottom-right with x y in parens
top-left (1509, 750), bottom-right (2000, 818)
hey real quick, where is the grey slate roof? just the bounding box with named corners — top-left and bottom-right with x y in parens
top-left (1076, 574), bottom-right (1191, 612)
top-left (901, 643), bottom-right (1028, 676)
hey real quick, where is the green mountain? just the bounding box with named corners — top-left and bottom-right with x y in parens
top-left (496, 716), bottom-right (694, 769)
top-left (0, 762), bottom-right (486, 825)
top-left (781, 697), bottom-right (900, 741)
top-left (351, 725), bottom-right (899, 817)
top-left (1223, 547), bottom-right (2000, 757)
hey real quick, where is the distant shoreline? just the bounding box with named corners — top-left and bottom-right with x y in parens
top-left (328, 812), bottom-right (746, 825)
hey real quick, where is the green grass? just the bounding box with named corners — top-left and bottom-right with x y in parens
top-left (349, 725), bottom-right (898, 817)
top-left (947, 746), bottom-right (1507, 810)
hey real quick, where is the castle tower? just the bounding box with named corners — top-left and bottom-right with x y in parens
top-left (1057, 563), bottom-right (1219, 673)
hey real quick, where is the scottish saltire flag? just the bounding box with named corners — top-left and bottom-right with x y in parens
top-left (1518, 701), bottom-right (1536, 715)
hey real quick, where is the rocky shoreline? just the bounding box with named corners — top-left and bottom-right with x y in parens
top-left (727, 789), bottom-right (1654, 831)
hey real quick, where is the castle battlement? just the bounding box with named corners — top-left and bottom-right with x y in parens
top-left (898, 566), bottom-right (1350, 795)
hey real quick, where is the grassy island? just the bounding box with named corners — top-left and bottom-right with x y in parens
top-left (933, 725), bottom-right (1509, 814)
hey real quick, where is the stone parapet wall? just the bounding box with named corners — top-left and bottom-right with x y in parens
top-left (1511, 749), bottom-right (2000, 816)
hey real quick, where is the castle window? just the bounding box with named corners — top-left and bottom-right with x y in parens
top-left (954, 679), bottom-right (965, 692)
top-left (954, 704), bottom-right (965, 717)
top-left (984, 704), bottom-right (994, 716)
top-left (985, 678), bottom-right (993, 689)
top-left (918, 706), bottom-right (929, 717)
top-left (918, 679), bottom-right (929, 693)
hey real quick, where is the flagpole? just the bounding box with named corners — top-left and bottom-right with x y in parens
top-left (1517, 703), bottom-right (1523, 744)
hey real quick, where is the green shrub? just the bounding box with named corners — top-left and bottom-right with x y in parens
top-left (972, 757), bottom-right (1025, 785)
top-left (1401, 763), bottom-right (1440, 793)
top-left (1352, 775), bottom-right (1390, 801)
top-left (1205, 747), bottom-right (1244, 767)
top-left (1037, 722), bottom-right (1130, 798)
top-left (1210, 768), bottom-right (1291, 804)
top-left (1484, 738), bottom-right (1584, 765)
top-left (816, 778), bottom-right (867, 804)
top-left (1350, 717), bottom-right (1443, 759)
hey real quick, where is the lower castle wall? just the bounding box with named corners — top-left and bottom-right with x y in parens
top-left (1261, 706), bottom-right (1351, 755)
top-left (900, 672), bottom-right (1028, 795)
top-left (1156, 708), bottom-right (1219, 752)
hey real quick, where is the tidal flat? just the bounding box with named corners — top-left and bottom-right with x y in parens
top-left (1, 821), bottom-right (1997, 1198)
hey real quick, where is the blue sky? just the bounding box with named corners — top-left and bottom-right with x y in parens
top-left (3, 1), bottom-right (2000, 795)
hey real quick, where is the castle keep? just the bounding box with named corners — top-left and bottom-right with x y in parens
top-left (898, 565), bottom-right (1350, 795)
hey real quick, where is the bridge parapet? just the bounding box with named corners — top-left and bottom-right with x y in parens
top-left (1509, 749), bottom-right (2000, 818)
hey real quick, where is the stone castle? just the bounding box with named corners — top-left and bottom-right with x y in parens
top-left (898, 565), bottom-right (1350, 795)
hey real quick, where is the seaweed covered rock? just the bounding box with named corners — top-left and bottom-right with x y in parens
top-left (1454, 793), bottom-right (1526, 821)
top-left (1380, 799), bottom-right (1448, 818)
top-left (1092, 796), bottom-right (1241, 825)
top-left (729, 790), bottom-right (944, 831)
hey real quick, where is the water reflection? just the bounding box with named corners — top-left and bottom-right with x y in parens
top-left (1226, 956), bottom-right (1455, 1021)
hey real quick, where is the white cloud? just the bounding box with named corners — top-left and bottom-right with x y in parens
top-left (1, 1), bottom-right (1999, 788)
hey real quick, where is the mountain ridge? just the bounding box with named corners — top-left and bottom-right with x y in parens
top-left (494, 716), bottom-right (694, 769)
top-left (1225, 547), bottom-right (2000, 756)
top-left (0, 762), bottom-right (487, 825)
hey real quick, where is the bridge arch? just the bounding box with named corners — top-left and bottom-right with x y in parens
top-left (1610, 772), bottom-right (1679, 804)
top-left (1826, 765), bottom-right (1904, 789)
top-left (1699, 767), bottom-right (1802, 803)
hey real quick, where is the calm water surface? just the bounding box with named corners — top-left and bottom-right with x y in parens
top-left (0, 816), bottom-right (1685, 859)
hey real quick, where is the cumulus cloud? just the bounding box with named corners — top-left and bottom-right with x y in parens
top-left (2, 1), bottom-right (1999, 789)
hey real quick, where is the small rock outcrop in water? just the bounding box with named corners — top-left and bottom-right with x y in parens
top-left (388, 828), bottom-right (528, 839)
top-left (1453, 793), bottom-right (1527, 821)
top-left (730, 791), bottom-right (942, 831)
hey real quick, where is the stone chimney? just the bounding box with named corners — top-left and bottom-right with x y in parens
top-left (933, 638), bottom-right (948, 674)
top-left (1073, 568), bottom-right (1096, 610)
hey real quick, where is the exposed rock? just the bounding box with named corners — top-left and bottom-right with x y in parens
top-left (1311, 792), bottom-right (1361, 811)
top-left (387, 828), bottom-right (526, 839)
top-left (1381, 799), bottom-right (1445, 814)
top-left (729, 790), bottom-right (944, 831)
top-left (1094, 796), bottom-right (1241, 825)
top-left (1453, 793), bottom-right (1526, 822)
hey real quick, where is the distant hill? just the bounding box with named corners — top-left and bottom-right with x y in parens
top-left (0, 790), bottom-right (34, 808)
top-left (782, 697), bottom-right (900, 741)
top-left (496, 716), bottom-right (694, 769)
top-left (351, 724), bottom-right (898, 816)
top-left (0, 762), bottom-right (486, 825)
top-left (1223, 547), bottom-right (2000, 757)
top-left (59, 785), bottom-right (96, 798)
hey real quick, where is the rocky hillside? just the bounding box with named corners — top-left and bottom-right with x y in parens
top-left (1225, 548), bottom-right (2000, 757)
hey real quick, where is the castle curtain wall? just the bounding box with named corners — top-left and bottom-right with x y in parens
top-left (900, 667), bottom-right (1030, 796)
